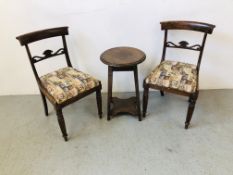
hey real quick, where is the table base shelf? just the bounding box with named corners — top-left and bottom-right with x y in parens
top-left (110, 97), bottom-right (139, 116)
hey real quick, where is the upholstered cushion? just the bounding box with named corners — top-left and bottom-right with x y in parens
top-left (145, 60), bottom-right (197, 93)
top-left (40, 67), bottom-right (100, 104)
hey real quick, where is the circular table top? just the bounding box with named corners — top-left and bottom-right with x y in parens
top-left (100, 47), bottom-right (146, 67)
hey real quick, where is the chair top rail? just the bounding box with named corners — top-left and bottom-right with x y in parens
top-left (161, 21), bottom-right (215, 34)
top-left (16, 26), bottom-right (68, 45)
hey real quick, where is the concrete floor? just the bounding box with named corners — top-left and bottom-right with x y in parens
top-left (0, 90), bottom-right (233, 175)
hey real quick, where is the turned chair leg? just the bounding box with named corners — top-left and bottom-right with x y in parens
top-left (185, 94), bottom-right (197, 129)
top-left (40, 91), bottom-right (48, 116)
top-left (56, 108), bottom-right (68, 141)
top-left (143, 85), bottom-right (149, 118)
top-left (160, 91), bottom-right (164, 96)
top-left (96, 86), bottom-right (103, 119)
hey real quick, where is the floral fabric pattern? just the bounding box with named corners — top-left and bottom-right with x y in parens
top-left (145, 60), bottom-right (197, 93)
top-left (40, 67), bottom-right (99, 104)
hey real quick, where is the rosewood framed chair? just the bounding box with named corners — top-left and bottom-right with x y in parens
top-left (16, 27), bottom-right (102, 141)
top-left (143, 21), bottom-right (215, 129)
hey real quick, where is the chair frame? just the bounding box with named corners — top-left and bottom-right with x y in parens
top-left (143, 21), bottom-right (215, 129)
top-left (16, 27), bottom-right (102, 141)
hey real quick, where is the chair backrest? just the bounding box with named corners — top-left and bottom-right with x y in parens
top-left (160, 21), bottom-right (215, 73)
top-left (16, 27), bottom-right (72, 83)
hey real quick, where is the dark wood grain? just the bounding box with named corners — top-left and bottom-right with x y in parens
top-left (100, 47), bottom-right (146, 67)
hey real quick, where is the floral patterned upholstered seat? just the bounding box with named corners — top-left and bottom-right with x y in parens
top-left (145, 60), bottom-right (197, 93)
top-left (40, 67), bottom-right (100, 104)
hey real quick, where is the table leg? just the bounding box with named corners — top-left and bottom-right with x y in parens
top-left (107, 66), bottom-right (113, 120)
top-left (133, 66), bottom-right (142, 121)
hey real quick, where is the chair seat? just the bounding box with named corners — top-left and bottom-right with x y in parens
top-left (145, 60), bottom-right (197, 93)
top-left (40, 67), bottom-right (100, 104)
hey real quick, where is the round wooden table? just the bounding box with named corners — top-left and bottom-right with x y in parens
top-left (100, 47), bottom-right (146, 121)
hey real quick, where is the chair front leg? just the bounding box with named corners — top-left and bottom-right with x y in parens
top-left (55, 107), bottom-right (68, 141)
top-left (185, 93), bottom-right (198, 129)
top-left (40, 91), bottom-right (48, 116)
top-left (143, 82), bottom-right (149, 118)
top-left (96, 85), bottom-right (103, 119)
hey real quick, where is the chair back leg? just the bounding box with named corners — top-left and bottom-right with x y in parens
top-left (96, 86), bottom-right (103, 119)
top-left (40, 91), bottom-right (48, 116)
top-left (143, 83), bottom-right (149, 118)
top-left (160, 91), bottom-right (164, 96)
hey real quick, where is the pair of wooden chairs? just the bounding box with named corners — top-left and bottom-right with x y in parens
top-left (16, 21), bottom-right (215, 141)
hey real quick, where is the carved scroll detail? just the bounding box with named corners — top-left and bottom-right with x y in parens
top-left (166, 41), bottom-right (201, 51)
top-left (32, 48), bottom-right (65, 62)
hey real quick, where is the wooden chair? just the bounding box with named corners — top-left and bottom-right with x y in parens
top-left (16, 27), bottom-right (102, 141)
top-left (143, 21), bottom-right (215, 129)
